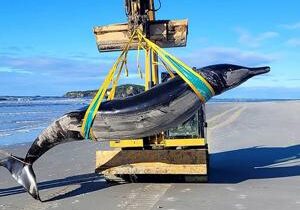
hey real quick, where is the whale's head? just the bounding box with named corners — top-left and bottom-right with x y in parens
top-left (198, 64), bottom-right (270, 95)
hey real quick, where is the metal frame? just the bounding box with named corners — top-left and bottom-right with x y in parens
top-left (95, 0), bottom-right (209, 182)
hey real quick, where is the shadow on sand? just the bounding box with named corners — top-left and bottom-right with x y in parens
top-left (0, 173), bottom-right (110, 201)
top-left (210, 144), bottom-right (300, 183)
top-left (0, 144), bottom-right (299, 201)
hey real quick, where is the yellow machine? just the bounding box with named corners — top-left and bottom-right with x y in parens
top-left (94, 0), bottom-right (209, 182)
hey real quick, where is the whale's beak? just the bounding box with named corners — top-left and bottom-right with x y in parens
top-left (249, 66), bottom-right (271, 76)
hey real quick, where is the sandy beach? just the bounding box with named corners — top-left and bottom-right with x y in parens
top-left (0, 101), bottom-right (300, 210)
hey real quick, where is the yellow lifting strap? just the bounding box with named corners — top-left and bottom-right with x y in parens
top-left (81, 31), bottom-right (137, 139)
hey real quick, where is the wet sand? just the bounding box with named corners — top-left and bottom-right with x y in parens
top-left (1, 101), bottom-right (300, 210)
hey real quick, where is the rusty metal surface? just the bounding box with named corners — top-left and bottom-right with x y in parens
top-left (93, 19), bottom-right (188, 52)
top-left (95, 149), bottom-right (208, 175)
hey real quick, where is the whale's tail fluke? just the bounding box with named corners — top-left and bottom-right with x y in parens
top-left (0, 154), bottom-right (40, 200)
top-left (0, 111), bottom-right (85, 201)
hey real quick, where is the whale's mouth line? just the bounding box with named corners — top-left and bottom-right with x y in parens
top-left (249, 66), bottom-right (271, 76)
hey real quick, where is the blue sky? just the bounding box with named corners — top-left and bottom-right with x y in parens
top-left (0, 0), bottom-right (300, 98)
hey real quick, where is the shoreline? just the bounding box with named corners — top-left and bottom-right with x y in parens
top-left (1, 101), bottom-right (300, 210)
top-left (0, 100), bottom-right (299, 148)
top-left (1, 100), bottom-right (300, 148)
top-left (1, 95), bottom-right (300, 101)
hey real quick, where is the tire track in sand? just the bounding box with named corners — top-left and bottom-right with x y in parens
top-left (117, 184), bottom-right (171, 210)
top-left (207, 105), bottom-right (247, 138)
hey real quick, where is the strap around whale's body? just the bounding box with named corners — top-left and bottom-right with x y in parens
top-left (81, 30), bottom-right (215, 140)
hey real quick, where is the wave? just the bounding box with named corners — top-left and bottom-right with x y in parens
top-left (0, 96), bottom-right (64, 101)
top-left (15, 120), bottom-right (42, 124)
top-left (0, 111), bottom-right (61, 116)
top-left (0, 97), bottom-right (89, 110)
top-left (0, 125), bottom-right (47, 138)
top-left (0, 122), bottom-right (48, 132)
top-left (0, 96), bottom-right (89, 102)
top-left (0, 133), bottom-right (12, 137)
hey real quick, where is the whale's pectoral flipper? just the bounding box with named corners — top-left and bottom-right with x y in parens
top-left (0, 156), bottom-right (40, 200)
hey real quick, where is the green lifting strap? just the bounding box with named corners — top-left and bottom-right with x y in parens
top-left (165, 55), bottom-right (213, 102)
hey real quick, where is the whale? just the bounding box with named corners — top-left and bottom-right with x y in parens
top-left (0, 64), bottom-right (270, 200)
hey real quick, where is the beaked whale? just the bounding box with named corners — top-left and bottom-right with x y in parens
top-left (0, 64), bottom-right (270, 200)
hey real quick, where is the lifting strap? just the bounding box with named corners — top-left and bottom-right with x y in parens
top-left (81, 31), bottom-right (137, 139)
top-left (81, 30), bottom-right (214, 140)
top-left (136, 31), bottom-right (214, 102)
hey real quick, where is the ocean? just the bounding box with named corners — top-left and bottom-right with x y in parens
top-left (0, 96), bottom-right (89, 146)
top-left (0, 96), bottom-right (296, 146)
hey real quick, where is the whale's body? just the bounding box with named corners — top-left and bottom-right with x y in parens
top-left (0, 64), bottom-right (270, 200)
top-left (93, 76), bottom-right (200, 139)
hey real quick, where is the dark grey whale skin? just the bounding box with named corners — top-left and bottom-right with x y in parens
top-left (0, 64), bottom-right (270, 200)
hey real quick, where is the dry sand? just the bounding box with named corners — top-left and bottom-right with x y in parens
top-left (0, 101), bottom-right (300, 210)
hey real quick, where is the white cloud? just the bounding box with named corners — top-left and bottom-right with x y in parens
top-left (280, 22), bottom-right (300, 30)
top-left (235, 28), bottom-right (279, 48)
top-left (183, 47), bottom-right (277, 67)
top-left (286, 38), bottom-right (300, 47)
top-left (0, 54), bottom-right (113, 78)
top-left (0, 67), bottom-right (33, 74)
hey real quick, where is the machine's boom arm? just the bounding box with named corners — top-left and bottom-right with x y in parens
top-left (93, 0), bottom-right (188, 52)
top-left (125, 0), bottom-right (159, 32)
